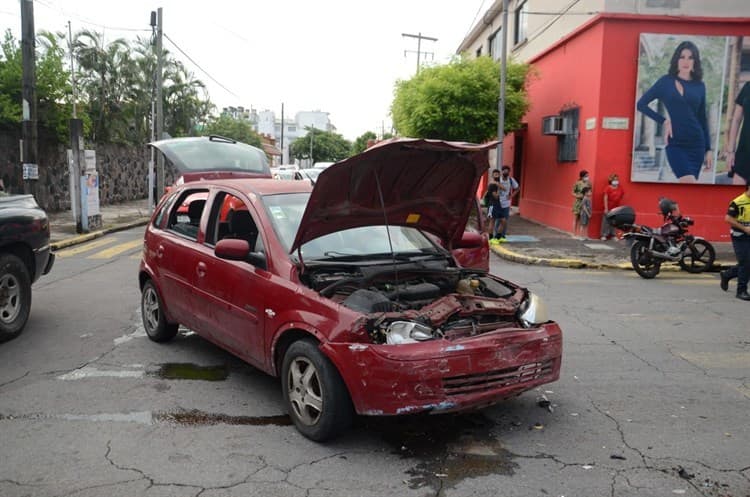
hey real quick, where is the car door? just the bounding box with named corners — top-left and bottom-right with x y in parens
top-left (153, 188), bottom-right (208, 331)
top-left (191, 189), bottom-right (267, 368)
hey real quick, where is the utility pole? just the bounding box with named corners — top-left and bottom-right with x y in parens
top-left (496, 0), bottom-right (509, 172)
top-left (309, 125), bottom-right (314, 166)
top-left (155, 7), bottom-right (164, 199)
top-left (402, 32), bottom-right (437, 74)
top-left (67, 20), bottom-right (83, 231)
top-left (280, 103), bottom-right (284, 165)
top-left (20, 0), bottom-right (38, 197)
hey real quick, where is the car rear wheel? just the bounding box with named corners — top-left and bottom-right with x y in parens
top-left (141, 280), bottom-right (178, 342)
top-left (0, 254), bottom-right (31, 343)
top-left (281, 338), bottom-right (353, 441)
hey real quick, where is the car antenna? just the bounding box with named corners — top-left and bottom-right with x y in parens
top-left (373, 170), bottom-right (400, 303)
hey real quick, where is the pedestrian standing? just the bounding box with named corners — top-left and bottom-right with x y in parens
top-left (720, 182), bottom-right (750, 300)
top-left (572, 170), bottom-right (590, 235)
top-left (484, 183), bottom-right (503, 244)
top-left (600, 173), bottom-right (624, 240)
top-left (496, 165), bottom-right (519, 241)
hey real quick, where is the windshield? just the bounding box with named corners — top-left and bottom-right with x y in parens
top-left (262, 192), bottom-right (438, 258)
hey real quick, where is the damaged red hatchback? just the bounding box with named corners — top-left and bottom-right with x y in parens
top-left (139, 137), bottom-right (562, 441)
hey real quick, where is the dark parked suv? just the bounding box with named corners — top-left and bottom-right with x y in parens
top-left (0, 192), bottom-right (55, 342)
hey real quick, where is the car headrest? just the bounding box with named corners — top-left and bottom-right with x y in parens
top-left (188, 199), bottom-right (206, 222)
top-left (228, 209), bottom-right (255, 236)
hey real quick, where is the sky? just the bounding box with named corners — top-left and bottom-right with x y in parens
top-left (1, 0), bottom-right (488, 140)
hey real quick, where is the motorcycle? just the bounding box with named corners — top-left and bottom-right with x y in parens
top-left (606, 200), bottom-right (716, 279)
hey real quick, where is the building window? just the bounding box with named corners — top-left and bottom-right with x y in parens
top-left (557, 107), bottom-right (579, 162)
top-left (476, 46), bottom-right (483, 57)
top-left (288, 126), bottom-right (296, 132)
top-left (741, 50), bottom-right (750, 72)
top-left (514, 0), bottom-right (528, 46)
top-left (489, 27), bottom-right (502, 60)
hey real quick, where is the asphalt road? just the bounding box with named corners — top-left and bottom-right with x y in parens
top-left (0, 227), bottom-right (748, 497)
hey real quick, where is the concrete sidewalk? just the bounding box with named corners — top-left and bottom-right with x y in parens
top-left (492, 211), bottom-right (736, 271)
top-left (48, 198), bottom-right (151, 250)
top-left (45, 198), bottom-right (736, 271)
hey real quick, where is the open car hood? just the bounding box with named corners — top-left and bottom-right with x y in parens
top-left (149, 136), bottom-right (271, 180)
top-left (290, 138), bottom-right (496, 253)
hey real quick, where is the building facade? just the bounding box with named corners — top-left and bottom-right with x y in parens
top-left (459, 0), bottom-right (750, 241)
top-left (257, 110), bottom-right (334, 165)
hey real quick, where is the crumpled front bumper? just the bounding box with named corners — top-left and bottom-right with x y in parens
top-left (322, 322), bottom-right (562, 416)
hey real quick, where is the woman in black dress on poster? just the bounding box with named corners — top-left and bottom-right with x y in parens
top-left (726, 82), bottom-right (750, 185)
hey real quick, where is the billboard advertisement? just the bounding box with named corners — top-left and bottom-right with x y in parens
top-left (632, 33), bottom-right (748, 185)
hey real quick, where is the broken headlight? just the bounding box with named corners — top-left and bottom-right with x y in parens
top-left (385, 321), bottom-right (434, 345)
top-left (519, 292), bottom-right (549, 328)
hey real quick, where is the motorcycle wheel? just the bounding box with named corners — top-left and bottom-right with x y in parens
top-left (679, 239), bottom-right (716, 273)
top-left (630, 240), bottom-right (661, 279)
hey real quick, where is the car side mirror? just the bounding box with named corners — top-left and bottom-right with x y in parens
top-left (215, 238), bottom-right (250, 260)
top-left (215, 239), bottom-right (268, 270)
top-left (457, 230), bottom-right (484, 249)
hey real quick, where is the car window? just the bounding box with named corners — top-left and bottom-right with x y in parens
top-left (166, 189), bottom-right (208, 240)
top-left (153, 191), bottom-right (178, 229)
top-left (466, 198), bottom-right (482, 232)
top-left (207, 191), bottom-right (262, 252)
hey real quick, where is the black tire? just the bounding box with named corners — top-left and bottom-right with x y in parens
top-left (281, 338), bottom-right (353, 442)
top-left (141, 280), bottom-right (178, 343)
top-left (630, 240), bottom-right (661, 279)
top-left (679, 239), bottom-right (716, 273)
top-left (0, 254), bottom-right (32, 343)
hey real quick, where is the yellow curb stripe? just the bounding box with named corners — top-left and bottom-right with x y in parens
top-left (88, 239), bottom-right (143, 259)
top-left (55, 238), bottom-right (118, 258)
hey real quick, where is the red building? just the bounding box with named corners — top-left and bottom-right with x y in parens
top-left (513, 14), bottom-right (750, 241)
top-left (460, 2), bottom-right (750, 242)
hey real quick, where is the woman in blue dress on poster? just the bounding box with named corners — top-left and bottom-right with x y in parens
top-left (637, 40), bottom-right (713, 183)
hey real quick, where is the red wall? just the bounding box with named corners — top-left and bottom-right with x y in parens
top-left (518, 15), bottom-right (750, 241)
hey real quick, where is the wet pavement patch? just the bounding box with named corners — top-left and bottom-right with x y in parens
top-left (155, 409), bottom-right (292, 427)
top-left (151, 363), bottom-right (229, 381)
top-left (360, 413), bottom-right (518, 490)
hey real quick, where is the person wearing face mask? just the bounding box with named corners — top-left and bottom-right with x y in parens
top-left (600, 173), bottom-right (624, 240)
top-left (572, 170), bottom-right (591, 237)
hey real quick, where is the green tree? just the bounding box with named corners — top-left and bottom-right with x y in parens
top-left (204, 114), bottom-right (262, 148)
top-left (0, 30), bottom-right (88, 142)
top-left (351, 130), bottom-right (377, 155)
top-left (290, 127), bottom-right (351, 163)
top-left (391, 56), bottom-right (530, 143)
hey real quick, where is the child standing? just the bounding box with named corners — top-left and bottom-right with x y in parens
top-left (578, 186), bottom-right (592, 238)
top-left (484, 183), bottom-right (503, 243)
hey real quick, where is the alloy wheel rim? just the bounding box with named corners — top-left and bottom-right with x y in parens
top-left (0, 273), bottom-right (21, 324)
top-left (142, 287), bottom-right (160, 334)
top-left (287, 357), bottom-right (323, 426)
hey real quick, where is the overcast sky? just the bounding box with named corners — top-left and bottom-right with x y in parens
top-left (2, 0), bottom-right (487, 140)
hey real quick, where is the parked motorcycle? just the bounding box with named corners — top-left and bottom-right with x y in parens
top-left (606, 200), bottom-right (716, 279)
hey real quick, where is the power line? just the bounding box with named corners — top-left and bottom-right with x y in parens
top-left (35, 0), bottom-right (150, 33)
top-left (163, 32), bottom-right (239, 99)
top-left (463, 0), bottom-right (489, 41)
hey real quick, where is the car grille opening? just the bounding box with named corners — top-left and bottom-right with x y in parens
top-left (442, 360), bottom-right (554, 396)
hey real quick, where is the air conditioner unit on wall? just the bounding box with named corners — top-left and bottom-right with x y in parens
top-left (542, 115), bottom-right (568, 135)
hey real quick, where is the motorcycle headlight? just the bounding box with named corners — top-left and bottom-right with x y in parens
top-left (385, 321), bottom-right (433, 345)
top-left (519, 292), bottom-right (549, 328)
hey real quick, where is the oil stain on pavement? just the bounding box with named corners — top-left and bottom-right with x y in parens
top-left (361, 413), bottom-right (518, 491)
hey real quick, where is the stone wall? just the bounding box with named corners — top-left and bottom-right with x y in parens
top-left (0, 131), bottom-right (174, 212)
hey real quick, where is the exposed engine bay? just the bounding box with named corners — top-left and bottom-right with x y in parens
top-left (302, 263), bottom-right (534, 344)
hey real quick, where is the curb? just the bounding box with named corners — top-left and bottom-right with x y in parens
top-left (50, 218), bottom-right (149, 251)
top-left (492, 244), bottom-right (732, 272)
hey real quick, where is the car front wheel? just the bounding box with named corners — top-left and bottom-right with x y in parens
top-left (141, 280), bottom-right (178, 342)
top-left (0, 254), bottom-right (32, 343)
top-left (281, 338), bottom-right (353, 442)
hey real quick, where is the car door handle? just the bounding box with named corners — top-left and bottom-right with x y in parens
top-left (196, 262), bottom-right (207, 278)
top-left (157, 245), bottom-right (164, 258)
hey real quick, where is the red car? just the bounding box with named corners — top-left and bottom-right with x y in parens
top-left (139, 137), bottom-right (562, 441)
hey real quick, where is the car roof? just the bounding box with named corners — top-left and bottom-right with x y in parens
top-left (179, 177), bottom-right (313, 197)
